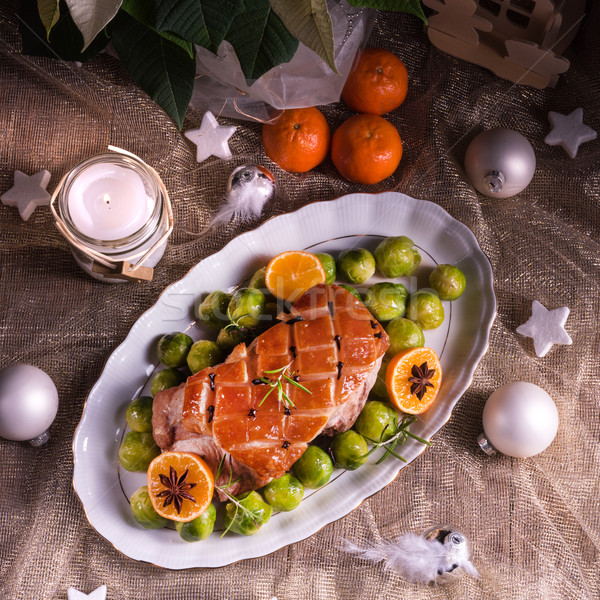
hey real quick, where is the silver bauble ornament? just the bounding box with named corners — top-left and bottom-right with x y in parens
top-left (464, 128), bottom-right (536, 198)
top-left (477, 382), bottom-right (559, 458)
top-left (0, 364), bottom-right (59, 446)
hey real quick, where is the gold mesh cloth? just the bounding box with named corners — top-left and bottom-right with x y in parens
top-left (1, 2), bottom-right (600, 599)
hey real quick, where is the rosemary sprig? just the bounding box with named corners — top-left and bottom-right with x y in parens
top-left (361, 415), bottom-right (430, 464)
top-left (257, 364), bottom-right (311, 408)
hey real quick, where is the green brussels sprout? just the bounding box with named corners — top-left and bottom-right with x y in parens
top-left (157, 332), bottom-right (193, 368)
top-left (338, 284), bottom-right (363, 301)
top-left (315, 252), bottom-right (336, 285)
top-left (223, 490), bottom-right (273, 535)
top-left (385, 318), bottom-right (425, 356)
top-left (125, 396), bottom-right (154, 433)
top-left (186, 340), bottom-right (224, 374)
top-left (216, 327), bottom-right (245, 353)
top-left (195, 290), bottom-right (232, 330)
top-left (248, 266), bottom-right (267, 290)
top-left (292, 445), bottom-right (334, 489)
top-left (331, 430), bottom-right (369, 470)
top-left (228, 288), bottom-right (266, 329)
top-left (374, 236), bottom-right (421, 278)
top-left (354, 401), bottom-right (399, 443)
top-left (370, 359), bottom-right (389, 400)
top-left (363, 282), bottom-right (408, 322)
top-left (336, 248), bottom-right (376, 284)
top-left (150, 367), bottom-right (186, 396)
top-left (118, 431), bottom-right (161, 472)
top-left (175, 504), bottom-right (217, 542)
top-left (262, 473), bottom-right (304, 511)
top-left (429, 264), bottom-right (466, 301)
top-left (130, 486), bottom-right (169, 529)
top-left (406, 290), bottom-right (444, 330)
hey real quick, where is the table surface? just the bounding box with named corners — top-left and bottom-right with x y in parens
top-left (1, 2), bottom-right (599, 599)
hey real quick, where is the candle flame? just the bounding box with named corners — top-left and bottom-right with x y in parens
top-left (103, 193), bottom-right (111, 206)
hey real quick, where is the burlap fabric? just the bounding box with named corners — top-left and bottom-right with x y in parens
top-left (1, 2), bottom-right (599, 598)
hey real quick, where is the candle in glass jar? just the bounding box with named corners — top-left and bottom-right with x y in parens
top-left (67, 163), bottom-right (154, 240)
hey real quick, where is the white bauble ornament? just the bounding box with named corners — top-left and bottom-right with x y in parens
top-left (464, 128), bottom-right (536, 198)
top-left (0, 364), bottom-right (59, 446)
top-left (477, 382), bottom-right (558, 457)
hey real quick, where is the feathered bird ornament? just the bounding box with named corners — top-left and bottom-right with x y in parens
top-left (344, 526), bottom-right (479, 585)
top-left (188, 164), bottom-right (275, 236)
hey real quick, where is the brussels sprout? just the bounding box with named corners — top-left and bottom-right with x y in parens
top-left (406, 290), bottom-right (444, 330)
top-left (336, 248), bottom-right (376, 284)
top-left (429, 264), bottom-right (466, 301)
top-left (228, 288), bottom-right (266, 329)
top-left (385, 318), bottom-right (425, 356)
top-left (248, 266), bottom-right (267, 290)
top-left (130, 486), bottom-right (169, 529)
top-left (354, 400), bottom-right (399, 443)
top-left (187, 340), bottom-right (224, 374)
top-left (374, 236), bottom-right (421, 278)
top-left (157, 332), bottom-right (193, 368)
top-left (370, 359), bottom-right (389, 400)
top-left (363, 282), bottom-right (408, 322)
top-left (195, 290), bottom-right (232, 330)
top-left (262, 473), bottom-right (304, 511)
top-left (125, 396), bottom-right (154, 433)
top-left (150, 367), bottom-right (186, 396)
top-left (331, 430), bottom-right (369, 470)
top-left (338, 284), bottom-right (362, 301)
top-left (216, 327), bottom-right (245, 353)
top-left (119, 431), bottom-right (161, 472)
top-left (175, 504), bottom-right (217, 542)
top-left (223, 490), bottom-right (273, 535)
top-left (315, 253), bottom-right (336, 285)
top-left (292, 445), bottom-right (333, 489)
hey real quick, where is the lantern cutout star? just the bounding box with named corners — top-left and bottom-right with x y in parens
top-left (544, 108), bottom-right (597, 158)
top-left (1, 169), bottom-right (52, 221)
top-left (67, 585), bottom-right (107, 600)
top-left (184, 111), bottom-right (237, 163)
top-left (516, 300), bottom-right (572, 357)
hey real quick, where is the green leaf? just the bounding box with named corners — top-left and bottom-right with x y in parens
top-left (155, 0), bottom-right (245, 54)
top-left (64, 0), bottom-right (123, 50)
top-left (224, 0), bottom-right (299, 82)
top-left (268, 0), bottom-right (338, 75)
top-left (347, 0), bottom-right (427, 23)
top-left (110, 11), bottom-right (196, 129)
top-left (37, 0), bottom-right (60, 39)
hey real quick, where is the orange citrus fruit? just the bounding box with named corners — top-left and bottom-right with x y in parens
top-left (331, 113), bottom-right (402, 185)
top-left (385, 347), bottom-right (442, 414)
top-left (265, 250), bottom-right (327, 302)
top-left (147, 451), bottom-right (214, 522)
top-left (262, 107), bottom-right (331, 173)
top-left (342, 48), bottom-right (408, 115)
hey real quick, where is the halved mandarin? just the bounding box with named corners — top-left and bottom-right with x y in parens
top-left (385, 347), bottom-right (442, 414)
top-left (265, 250), bottom-right (326, 302)
top-left (147, 451), bottom-right (214, 522)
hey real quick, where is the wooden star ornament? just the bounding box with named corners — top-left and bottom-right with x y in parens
top-left (184, 111), bottom-right (237, 163)
top-left (67, 585), bottom-right (107, 600)
top-left (1, 169), bottom-right (52, 221)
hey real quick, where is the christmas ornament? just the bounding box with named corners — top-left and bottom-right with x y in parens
top-left (544, 108), bottom-right (597, 158)
top-left (478, 382), bottom-right (559, 458)
top-left (187, 164), bottom-right (275, 235)
top-left (344, 526), bottom-right (478, 584)
top-left (0, 364), bottom-right (59, 446)
top-left (516, 300), bottom-right (572, 357)
top-left (464, 128), bottom-right (536, 198)
top-left (67, 585), bottom-right (107, 600)
top-left (184, 111), bottom-right (237, 163)
top-left (0, 169), bottom-right (51, 221)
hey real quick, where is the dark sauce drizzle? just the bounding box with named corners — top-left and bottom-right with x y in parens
top-left (207, 405), bottom-right (215, 423)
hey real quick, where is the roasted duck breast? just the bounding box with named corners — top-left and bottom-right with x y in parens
top-left (152, 284), bottom-right (389, 496)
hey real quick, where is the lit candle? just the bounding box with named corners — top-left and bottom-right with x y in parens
top-left (67, 163), bottom-right (154, 240)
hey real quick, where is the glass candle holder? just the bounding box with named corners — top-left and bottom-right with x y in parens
top-left (51, 147), bottom-right (173, 282)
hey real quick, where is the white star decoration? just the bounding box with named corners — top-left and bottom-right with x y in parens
top-left (1, 169), bottom-right (52, 221)
top-left (516, 300), bottom-right (572, 357)
top-left (67, 585), bottom-right (107, 600)
top-left (544, 108), bottom-right (597, 158)
top-left (184, 111), bottom-right (237, 163)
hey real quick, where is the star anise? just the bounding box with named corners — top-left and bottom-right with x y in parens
top-left (156, 466), bottom-right (197, 514)
top-left (408, 361), bottom-right (436, 401)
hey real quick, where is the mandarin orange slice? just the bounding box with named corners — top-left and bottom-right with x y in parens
top-left (265, 250), bottom-right (326, 302)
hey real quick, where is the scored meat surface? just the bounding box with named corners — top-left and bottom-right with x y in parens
top-left (152, 283), bottom-right (389, 497)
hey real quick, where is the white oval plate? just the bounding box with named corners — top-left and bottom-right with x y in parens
top-left (73, 192), bottom-right (496, 569)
